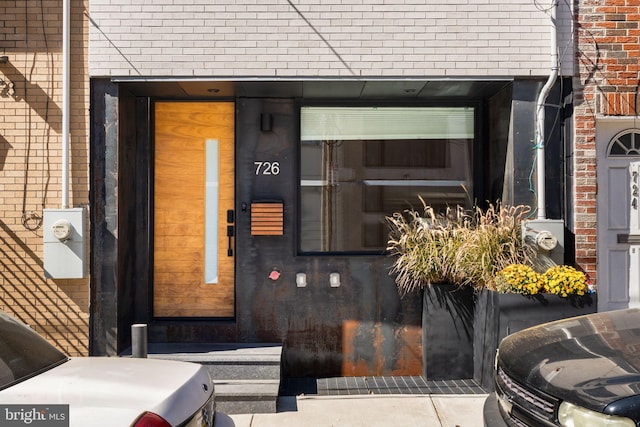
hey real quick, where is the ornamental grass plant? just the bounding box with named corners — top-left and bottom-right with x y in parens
top-left (386, 199), bottom-right (536, 295)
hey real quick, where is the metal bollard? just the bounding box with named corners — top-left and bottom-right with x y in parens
top-left (131, 323), bottom-right (148, 358)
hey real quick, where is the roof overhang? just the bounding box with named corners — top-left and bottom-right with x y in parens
top-left (111, 77), bottom-right (513, 100)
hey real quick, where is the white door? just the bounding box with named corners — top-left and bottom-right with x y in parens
top-left (596, 121), bottom-right (640, 311)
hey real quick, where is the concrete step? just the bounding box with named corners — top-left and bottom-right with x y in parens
top-left (146, 342), bottom-right (282, 380)
top-left (143, 343), bottom-right (283, 414)
top-left (213, 379), bottom-right (280, 414)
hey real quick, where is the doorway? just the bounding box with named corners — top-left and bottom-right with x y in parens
top-left (153, 101), bottom-right (235, 317)
top-left (596, 120), bottom-right (640, 311)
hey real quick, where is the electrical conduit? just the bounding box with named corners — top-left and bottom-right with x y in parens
top-left (535, 0), bottom-right (559, 220)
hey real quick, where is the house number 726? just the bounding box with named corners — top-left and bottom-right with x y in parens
top-left (254, 161), bottom-right (280, 176)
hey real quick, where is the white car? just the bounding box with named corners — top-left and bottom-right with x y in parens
top-left (0, 311), bottom-right (215, 427)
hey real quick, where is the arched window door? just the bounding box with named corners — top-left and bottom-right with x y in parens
top-left (598, 127), bottom-right (640, 311)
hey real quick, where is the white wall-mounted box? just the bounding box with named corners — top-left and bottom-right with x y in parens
top-left (43, 208), bottom-right (86, 279)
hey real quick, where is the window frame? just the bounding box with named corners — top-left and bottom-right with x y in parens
top-left (296, 100), bottom-right (481, 256)
top-left (607, 128), bottom-right (640, 158)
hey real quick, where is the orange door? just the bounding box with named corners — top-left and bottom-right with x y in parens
top-left (153, 102), bottom-right (235, 317)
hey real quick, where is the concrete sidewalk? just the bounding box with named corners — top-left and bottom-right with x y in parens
top-left (215, 394), bottom-right (488, 427)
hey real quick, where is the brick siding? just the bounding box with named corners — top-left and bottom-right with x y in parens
top-left (88, 0), bottom-right (574, 78)
top-left (574, 0), bottom-right (640, 284)
top-left (0, 0), bottom-right (90, 356)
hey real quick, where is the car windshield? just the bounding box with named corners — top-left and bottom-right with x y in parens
top-left (0, 311), bottom-right (68, 390)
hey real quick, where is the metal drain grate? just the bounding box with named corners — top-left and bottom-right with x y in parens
top-left (280, 376), bottom-right (486, 396)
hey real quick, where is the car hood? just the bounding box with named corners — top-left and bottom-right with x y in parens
top-left (498, 308), bottom-right (640, 413)
top-left (0, 357), bottom-right (213, 427)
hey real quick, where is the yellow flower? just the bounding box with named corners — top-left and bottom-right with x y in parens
top-left (541, 265), bottom-right (589, 297)
top-left (496, 264), bottom-right (543, 296)
top-left (497, 264), bottom-right (589, 298)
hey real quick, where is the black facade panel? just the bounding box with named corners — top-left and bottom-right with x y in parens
top-left (235, 99), bottom-right (422, 377)
top-left (89, 80), bottom-right (568, 377)
top-left (89, 78), bottom-right (120, 356)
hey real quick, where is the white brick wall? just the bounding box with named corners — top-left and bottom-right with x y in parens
top-left (88, 0), bottom-right (574, 78)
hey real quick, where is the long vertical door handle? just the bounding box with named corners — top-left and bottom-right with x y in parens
top-left (227, 210), bottom-right (235, 256)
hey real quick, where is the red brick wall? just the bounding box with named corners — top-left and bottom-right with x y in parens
top-left (0, 0), bottom-right (89, 356)
top-left (574, 0), bottom-right (640, 285)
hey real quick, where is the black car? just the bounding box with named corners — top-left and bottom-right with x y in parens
top-left (484, 308), bottom-right (640, 427)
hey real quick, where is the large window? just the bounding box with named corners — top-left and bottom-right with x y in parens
top-left (299, 106), bottom-right (475, 253)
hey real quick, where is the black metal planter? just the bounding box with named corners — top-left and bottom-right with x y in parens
top-left (473, 289), bottom-right (597, 391)
top-left (422, 283), bottom-right (475, 380)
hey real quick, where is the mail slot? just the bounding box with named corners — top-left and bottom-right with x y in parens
top-left (618, 234), bottom-right (640, 244)
top-left (251, 201), bottom-right (284, 236)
